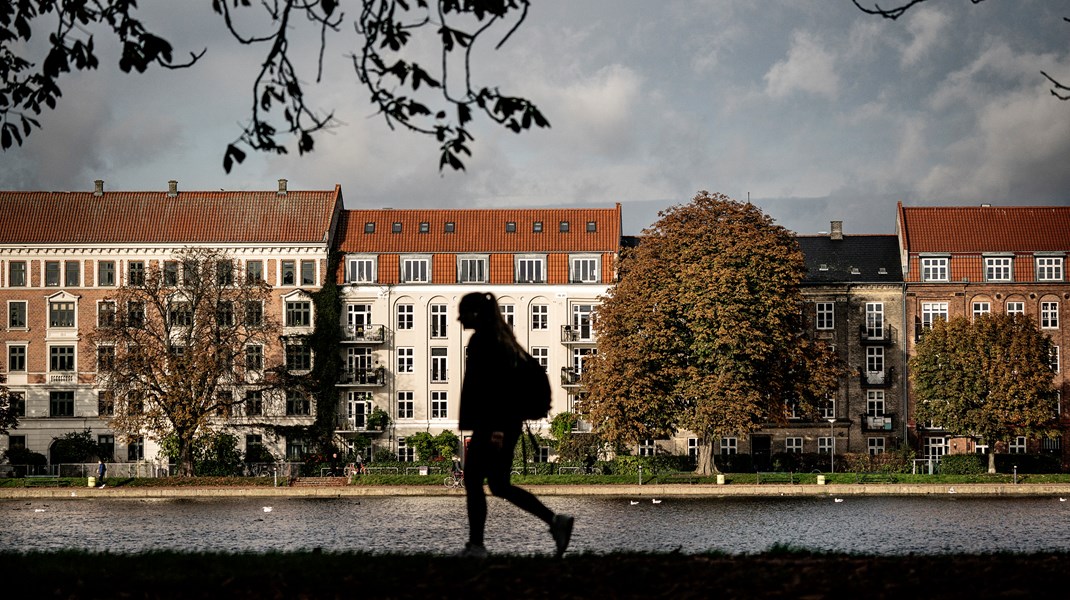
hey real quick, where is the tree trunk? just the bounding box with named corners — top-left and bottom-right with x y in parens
top-left (694, 438), bottom-right (719, 475)
top-left (177, 434), bottom-right (195, 477)
top-left (988, 449), bottom-right (997, 475)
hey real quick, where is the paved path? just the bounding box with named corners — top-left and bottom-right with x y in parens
top-left (5, 482), bottom-right (1070, 500)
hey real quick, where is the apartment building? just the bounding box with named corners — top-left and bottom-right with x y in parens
top-left (0, 180), bottom-right (342, 465)
top-left (898, 203), bottom-right (1070, 464)
top-left (330, 206), bottom-right (622, 460)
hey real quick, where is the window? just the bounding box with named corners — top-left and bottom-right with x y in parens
top-left (445, 222), bottom-right (455, 233)
top-left (572, 304), bottom-right (594, 341)
top-left (50, 346), bottom-right (75, 371)
top-left (286, 344), bottom-right (312, 371)
top-left (397, 347), bottom-right (414, 373)
top-left (1051, 346), bottom-right (1061, 373)
top-left (286, 437), bottom-right (308, 460)
top-left (984, 257), bottom-right (1012, 281)
top-left (533, 221), bottom-right (543, 233)
top-left (364, 222), bottom-right (376, 234)
top-left (972, 301), bottom-right (991, 317)
top-left (50, 391), bottom-right (74, 417)
top-left (64, 261), bottom-right (80, 287)
top-left (346, 304), bottom-right (372, 331)
top-left (396, 304), bottom-right (414, 330)
top-left (128, 301), bottom-right (145, 328)
top-left (216, 301), bottom-right (234, 327)
top-left (1041, 302), bottom-right (1059, 329)
top-left (245, 260), bottom-right (264, 283)
top-left (397, 391), bottom-right (414, 419)
top-left (924, 437), bottom-right (946, 459)
top-left (867, 390), bottom-right (885, 417)
top-left (458, 257), bottom-right (487, 283)
top-left (1036, 257), bottom-right (1064, 281)
top-left (531, 305), bottom-right (548, 330)
top-left (8, 261), bottom-right (26, 286)
top-left (1010, 436), bottom-right (1027, 454)
top-left (398, 437), bottom-right (414, 462)
top-left (1006, 302), bottom-right (1025, 316)
top-left (921, 302), bottom-right (949, 328)
top-left (638, 439), bottom-right (655, 456)
top-left (559, 221), bottom-right (570, 233)
top-left (401, 257), bottom-right (429, 283)
top-left (719, 437), bottom-right (737, 455)
top-left (530, 347), bottom-right (549, 370)
top-left (517, 257), bottom-right (545, 283)
top-left (8, 345), bottom-right (26, 372)
top-left (505, 221), bottom-right (516, 233)
top-left (868, 437), bottom-right (886, 456)
top-left (688, 438), bottom-right (699, 460)
top-left (571, 257), bottom-right (599, 283)
top-left (500, 304), bottom-right (515, 327)
top-left (866, 347), bottom-right (884, 374)
top-left (281, 260), bottom-right (296, 285)
top-left (127, 436), bottom-right (145, 460)
top-left (431, 391), bottom-right (448, 419)
top-left (820, 396), bottom-right (835, 420)
top-left (96, 345), bottom-right (114, 371)
top-left (347, 258), bottom-right (376, 283)
top-left (216, 260), bottom-right (234, 286)
top-left (586, 221), bottom-right (597, 233)
top-left (96, 301), bottom-right (115, 328)
top-left (285, 300), bottom-right (311, 327)
top-left (98, 261), bottom-right (116, 286)
top-left (921, 257), bottom-right (948, 281)
top-left (49, 301), bottom-right (76, 327)
top-left (286, 390), bottom-right (311, 416)
top-left (168, 301), bottom-right (192, 327)
top-left (163, 261), bottom-right (179, 286)
top-left (246, 345), bottom-right (264, 371)
top-left (815, 302), bottom-right (834, 330)
top-left (865, 303), bottom-right (884, 338)
top-left (419, 222), bottom-right (430, 233)
top-left (300, 260), bottom-right (316, 285)
top-left (45, 261), bottom-right (61, 286)
top-left (98, 393), bottom-right (114, 417)
top-left (392, 222), bottom-right (402, 234)
top-left (431, 347), bottom-right (448, 382)
top-left (128, 261), bottom-right (145, 286)
top-left (8, 301), bottom-right (27, 328)
top-left (786, 437), bottom-right (803, 454)
top-left (245, 391), bottom-right (263, 416)
top-left (8, 434), bottom-right (25, 450)
top-left (430, 304), bottom-right (447, 338)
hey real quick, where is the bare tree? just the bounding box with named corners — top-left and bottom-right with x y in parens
top-left (90, 247), bottom-right (287, 476)
top-left (1, 1), bottom-right (548, 172)
top-left (854, 0), bottom-right (1070, 100)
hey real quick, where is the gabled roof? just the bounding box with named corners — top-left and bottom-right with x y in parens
top-left (0, 186), bottom-right (342, 245)
top-left (797, 234), bottom-right (903, 283)
top-left (335, 205), bottom-right (622, 254)
top-left (898, 202), bottom-right (1070, 253)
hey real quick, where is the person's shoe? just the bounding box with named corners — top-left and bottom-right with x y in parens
top-left (458, 542), bottom-right (487, 559)
top-left (550, 514), bottom-right (574, 558)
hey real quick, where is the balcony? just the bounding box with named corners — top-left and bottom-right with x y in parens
top-left (561, 326), bottom-right (594, 344)
top-left (337, 368), bottom-right (386, 387)
top-left (561, 367), bottom-right (582, 387)
top-left (859, 324), bottom-right (897, 346)
top-left (334, 416), bottom-right (386, 434)
top-left (49, 373), bottom-right (76, 384)
top-left (859, 366), bottom-right (896, 388)
top-left (341, 324), bottom-right (385, 344)
top-left (860, 413), bottom-right (896, 433)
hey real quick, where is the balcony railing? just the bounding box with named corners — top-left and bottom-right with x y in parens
top-left (860, 413), bottom-right (896, 432)
top-left (337, 368), bottom-right (386, 386)
top-left (49, 373), bottom-right (76, 384)
top-left (561, 367), bottom-right (582, 387)
top-left (859, 366), bottom-right (896, 388)
top-left (334, 416), bottom-right (386, 433)
top-left (342, 324), bottom-right (385, 343)
top-left (561, 325), bottom-right (594, 344)
top-left (859, 324), bottom-right (897, 346)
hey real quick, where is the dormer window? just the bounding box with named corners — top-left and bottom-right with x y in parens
top-left (921, 257), bottom-right (949, 282)
top-left (506, 222), bottom-right (516, 233)
top-left (819, 264), bottom-right (829, 271)
top-left (586, 221), bottom-right (597, 233)
top-left (445, 222), bottom-right (455, 233)
top-left (560, 221), bottom-right (570, 233)
top-left (533, 221), bottom-right (543, 233)
top-left (364, 222), bottom-right (376, 234)
top-left (392, 222), bottom-right (402, 234)
top-left (419, 222), bottom-right (430, 233)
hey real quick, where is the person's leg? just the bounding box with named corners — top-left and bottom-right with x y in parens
top-left (485, 429), bottom-right (553, 525)
top-left (463, 434), bottom-right (490, 547)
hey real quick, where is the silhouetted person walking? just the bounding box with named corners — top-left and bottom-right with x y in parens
top-left (457, 292), bottom-right (574, 558)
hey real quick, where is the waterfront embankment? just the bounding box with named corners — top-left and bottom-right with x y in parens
top-left (6, 482), bottom-right (1070, 500)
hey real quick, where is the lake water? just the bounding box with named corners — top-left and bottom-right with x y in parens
top-left (4, 495), bottom-right (1070, 555)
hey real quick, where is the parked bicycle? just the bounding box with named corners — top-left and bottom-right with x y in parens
top-left (444, 469), bottom-right (464, 488)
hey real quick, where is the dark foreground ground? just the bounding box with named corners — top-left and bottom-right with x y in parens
top-left (6, 550), bottom-right (1069, 599)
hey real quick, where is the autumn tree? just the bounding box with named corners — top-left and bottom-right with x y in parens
top-left (581, 192), bottom-right (844, 475)
top-left (0, 375), bottom-right (20, 435)
top-left (910, 313), bottom-right (1059, 473)
top-left (1, 1), bottom-right (547, 171)
top-left (90, 247), bottom-right (285, 476)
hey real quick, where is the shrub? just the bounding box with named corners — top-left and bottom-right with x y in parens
top-left (3, 446), bottom-right (47, 466)
top-left (714, 453), bottom-right (753, 473)
top-left (939, 454), bottom-right (986, 475)
top-left (994, 453), bottom-right (1062, 474)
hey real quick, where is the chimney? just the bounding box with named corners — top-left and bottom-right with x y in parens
top-left (277, 178), bottom-right (288, 196)
top-left (167, 180), bottom-right (178, 197)
top-left (93, 179), bottom-right (104, 196)
top-left (830, 220), bottom-right (843, 241)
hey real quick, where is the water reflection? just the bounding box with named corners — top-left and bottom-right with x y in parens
top-left (4, 496), bottom-right (1069, 555)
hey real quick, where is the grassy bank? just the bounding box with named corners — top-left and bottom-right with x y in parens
top-left (5, 549), bottom-right (1070, 598)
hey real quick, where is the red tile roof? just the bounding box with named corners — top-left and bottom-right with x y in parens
top-left (0, 186), bottom-right (342, 245)
top-left (898, 202), bottom-right (1070, 253)
top-left (335, 205), bottom-right (622, 253)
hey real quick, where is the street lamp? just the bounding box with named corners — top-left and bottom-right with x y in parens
top-left (827, 418), bottom-right (836, 474)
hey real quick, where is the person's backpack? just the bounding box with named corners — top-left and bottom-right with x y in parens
top-left (514, 350), bottom-right (552, 420)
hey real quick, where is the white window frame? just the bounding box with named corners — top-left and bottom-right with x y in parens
top-left (1051, 346), bottom-right (1060, 374)
top-left (867, 390), bottom-right (885, 417)
top-left (815, 302), bottom-right (834, 330)
top-left (785, 437), bottom-right (803, 454)
top-left (921, 302), bottom-right (948, 328)
top-left (921, 257), bottom-right (949, 282)
top-left (984, 256), bottom-right (1013, 282)
top-left (457, 255), bottom-right (487, 284)
top-left (285, 299), bottom-right (312, 328)
top-left (864, 303), bottom-right (884, 338)
top-left (430, 347), bottom-right (448, 382)
top-left (431, 391), bottom-right (448, 420)
top-left (97, 260), bottom-right (117, 287)
top-left (924, 437), bottom-right (947, 459)
top-left (401, 256), bottom-right (430, 283)
top-left (866, 346), bottom-right (884, 374)
top-left (516, 256), bottom-right (546, 283)
top-left (500, 304), bottom-right (515, 328)
top-left (397, 391), bottom-right (414, 420)
top-left (397, 347), bottom-right (414, 373)
top-left (868, 437), bottom-right (886, 456)
top-left (530, 347), bottom-right (549, 370)
top-left (820, 396), bottom-right (835, 420)
top-left (347, 257), bottom-right (376, 283)
top-left (531, 304), bottom-right (548, 330)
top-left (719, 437), bottom-right (737, 456)
top-left (1036, 256), bottom-right (1064, 281)
top-left (1006, 301), bottom-right (1025, 316)
top-left (818, 437), bottom-right (832, 455)
top-left (638, 439), bottom-right (655, 457)
top-left (1041, 302), bottom-right (1059, 329)
top-left (397, 437), bottom-right (414, 462)
top-left (1010, 436), bottom-right (1027, 454)
top-left (430, 304), bottom-right (448, 338)
top-left (972, 301), bottom-right (991, 318)
top-left (570, 256), bottom-right (600, 283)
top-left (396, 304), bottom-right (414, 330)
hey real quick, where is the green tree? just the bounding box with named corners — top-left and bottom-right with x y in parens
top-left (434, 430), bottom-right (461, 460)
top-left (910, 313), bottom-right (1059, 473)
top-left (582, 192), bottom-right (844, 475)
top-left (1, 1), bottom-right (547, 171)
top-left (407, 431), bottom-right (436, 461)
top-left (50, 429), bottom-right (101, 463)
top-left (0, 374), bottom-right (18, 435)
top-left (90, 247), bottom-right (285, 476)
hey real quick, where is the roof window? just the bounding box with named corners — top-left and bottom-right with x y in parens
top-left (364, 222), bottom-right (375, 234)
top-left (586, 221), bottom-right (597, 233)
top-left (506, 221), bottom-right (517, 233)
top-left (392, 222), bottom-right (402, 234)
top-left (419, 222), bottom-right (430, 234)
top-left (533, 221), bottom-right (543, 233)
top-left (560, 221), bottom-right (570, 233)
top-left (445, 222), bottom-right (455, 233)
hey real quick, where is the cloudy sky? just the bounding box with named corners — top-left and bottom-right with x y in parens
top-left (3, 1), bottom-right (1069, 235)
